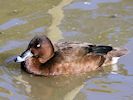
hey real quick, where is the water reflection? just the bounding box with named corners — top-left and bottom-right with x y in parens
top-left (65, 0), bottom-right (121, 10)
top-left (0, 18), bottom-right (27, 30)
top-left (47, 0), bottom-right (73, 41)
top-left (61, 0), bottom-right (133, 47)
top-left (28, 26), bottom-right (45, 35)
top-left (0, 66), bottom-right (28, 100)
top-left (15, 73), bottom-right (88, 100)
top-left (121, 38), bottom-right (133, 75)
top-left (0, 40), bottom-right (26, 53)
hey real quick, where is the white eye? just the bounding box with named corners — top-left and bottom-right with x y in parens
top-left (37, 44), bottom-right (41, 48)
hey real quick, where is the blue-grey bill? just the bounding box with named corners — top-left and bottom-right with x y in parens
top-left (15, 50), bottom-right (33, 62)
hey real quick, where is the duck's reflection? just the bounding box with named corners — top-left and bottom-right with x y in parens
top-left (13, 63), bottom-right (128, 100)
top-left (15, 73), bottom-right (87, 100)
top-left (111, 64), bottom-right (119, 74)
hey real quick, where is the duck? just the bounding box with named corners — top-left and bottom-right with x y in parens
top-left (15, 35), bottom-right (127, 76)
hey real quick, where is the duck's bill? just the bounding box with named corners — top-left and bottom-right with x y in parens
top-left (15, 50), bottom-right (33, 62)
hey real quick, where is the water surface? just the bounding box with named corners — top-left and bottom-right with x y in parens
top-left (0, 0), bottom-right (133, 100)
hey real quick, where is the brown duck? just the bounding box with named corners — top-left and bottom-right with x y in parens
top-left (15, 35), bottom-right (127, 76)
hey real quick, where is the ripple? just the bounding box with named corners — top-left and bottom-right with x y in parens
top-left (28, 26), bottom-right (45, 35)
top-left (88, 88), bottom-right (117, 93)
top-left (0, 40), bottom-right (26, 53)
top-left (0, 18), bottom-right (27, 30)
top-left (65, 0), bottom-right (121, 10)
top-left (0, 66), bottom-right (29, 100)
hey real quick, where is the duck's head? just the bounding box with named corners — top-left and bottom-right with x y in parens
top-left (15, 35), bottom-right (54, 63)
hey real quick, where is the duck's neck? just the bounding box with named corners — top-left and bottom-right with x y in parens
top-left (39, 53), bottom-right (54, 64)
top-left (38, 41), bottom-right (55, 64)
top-left (23, 57), bottom-right (50, 76)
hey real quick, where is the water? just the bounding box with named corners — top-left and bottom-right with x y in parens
top-left (0, 0), bottom-right (133, 100)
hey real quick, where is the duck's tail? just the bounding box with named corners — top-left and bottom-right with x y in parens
top-left (107, 48), bottom-right (128, 57)
top-left (90, 45), bottom-right (128, 65)
top-left (101, 47), bottom-right (128, 66)
top-left (107, 48), bottom-right (128, 64)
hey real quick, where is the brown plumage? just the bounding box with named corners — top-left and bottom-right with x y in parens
top-left (15, 35), bottom-right (128, 76)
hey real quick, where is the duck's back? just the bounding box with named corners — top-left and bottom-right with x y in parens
top-left (55, 41), bottom-right (113, 59)
top-left (55, 42), bottom-right (94, 60)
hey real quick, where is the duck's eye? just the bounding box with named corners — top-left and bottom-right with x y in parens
top-left (36, 44), bottom-right (41, 48)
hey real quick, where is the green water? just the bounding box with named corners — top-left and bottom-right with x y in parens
top-left (0, 0), bottom-right (133, 100)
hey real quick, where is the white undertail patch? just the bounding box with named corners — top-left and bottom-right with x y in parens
top-left (112, 57), bottom-right (120, 64)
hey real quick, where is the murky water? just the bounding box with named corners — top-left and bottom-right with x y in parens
top-left (0, 0), bottom-right (133, 100)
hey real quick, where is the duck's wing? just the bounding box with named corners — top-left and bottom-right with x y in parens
top-left (55, 42), bottom-right (114, 56)
top-left (55, 41), bottom-right (94, 49)
top-left (91, 45), bottom-right (113, 54)
top-left (55, 42), bottom-right (95, 61)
